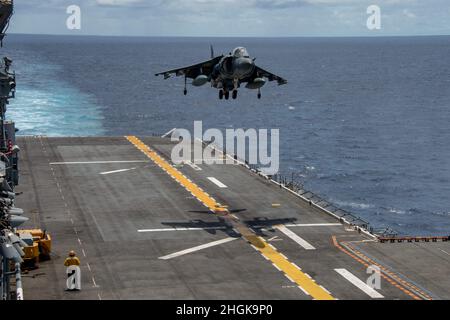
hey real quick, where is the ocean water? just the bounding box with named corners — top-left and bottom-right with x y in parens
top-left (3, 34), bottom-right (450, 236)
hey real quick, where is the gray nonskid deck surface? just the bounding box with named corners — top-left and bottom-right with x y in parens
top-left (16, 136), bottom-right (450, 300)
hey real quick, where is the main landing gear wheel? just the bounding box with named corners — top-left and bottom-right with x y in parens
top-left (219, 90), bottom-right (224, 100)
top-left (224, 91), bottom-right (230, 100)
top-left (232, 90), bottom-right (238, 100)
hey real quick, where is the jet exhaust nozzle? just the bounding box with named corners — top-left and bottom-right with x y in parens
top-left (246, 78), bottom-right (266, 90)
top-left (192, 75), bottom-right (209, 87)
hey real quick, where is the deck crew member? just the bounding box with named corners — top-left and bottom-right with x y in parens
top-left (64, 250), bottom-right (81, 291)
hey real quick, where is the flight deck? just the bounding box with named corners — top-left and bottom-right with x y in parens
top-left (16, 136), bottom-right (450, 300)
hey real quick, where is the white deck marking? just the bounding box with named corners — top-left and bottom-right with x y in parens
top-left (275, 225), bottom-right (316, 250)
top-left (92, 277), bottom-right (99, 288)
top-left (162, 128), bottom-right (176, 138)
top-left (159, 237), bottom-right (237, 260)
top-left (268, 236), bottom-right (282, 242)
top-left (334, 268), bottom-right (384, 299)
top-left (100, 168), bottom-right (136, 175)
top-left (297, 285), bottom-right (310, 296)
top-left (193, 159), bottom-right (224, 164)
top-left (207, 177), bottom-right (228, 188)
top-left (284, 223), bottom-right (341, 228)
top-left (138, 226), bottom-right (226, 233)
top-left (183, 161), bottom-right (202, 171)
top-left (50, 161), bottom-right (149, 165)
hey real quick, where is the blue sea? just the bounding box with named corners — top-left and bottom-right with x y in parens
top-left (3, 34), bottom-right (450, 236)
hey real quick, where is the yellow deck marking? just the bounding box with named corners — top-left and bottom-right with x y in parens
top-left (126, 136), bottom-right (219, 210)
top-left (245, 235), bottom-right (334, 300)
top-left (126, 136), bottom-right (335, 300)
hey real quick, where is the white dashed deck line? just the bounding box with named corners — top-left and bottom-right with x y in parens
top-left (207, 177), bottom-right (228, 188)
top-left (298, 286), bottom-right (310, 296)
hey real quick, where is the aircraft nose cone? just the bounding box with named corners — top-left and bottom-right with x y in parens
top-left (236, 58), bottom-right (254, 74)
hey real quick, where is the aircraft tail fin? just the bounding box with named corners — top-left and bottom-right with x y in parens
top-left (210, 44), bottom-right (215, 59)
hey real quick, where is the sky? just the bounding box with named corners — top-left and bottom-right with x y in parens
top-left (8, 0), bottom-right (450, 37)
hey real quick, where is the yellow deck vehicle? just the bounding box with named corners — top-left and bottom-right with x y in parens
top-left (16, 229), bottom-right (52, 267)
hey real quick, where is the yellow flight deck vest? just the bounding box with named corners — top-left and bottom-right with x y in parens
top-left (64, 257), bottom-right (81, 267)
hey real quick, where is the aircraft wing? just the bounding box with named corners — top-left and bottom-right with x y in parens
top-left (253, 65), bottom-right (288, 85)
top-left (155, 56), bottom-right (223, 79)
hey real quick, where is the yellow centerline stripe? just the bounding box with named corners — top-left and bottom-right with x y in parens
top-left (126, 136), bottom-right (335, 300)
top-left (246, 235), bottom-right (334, 300)
top-left (126, 135), bottom-right (220, 211)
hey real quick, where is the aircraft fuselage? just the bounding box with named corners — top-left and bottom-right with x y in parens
top-left (211, 47), bottom-right (256, 91)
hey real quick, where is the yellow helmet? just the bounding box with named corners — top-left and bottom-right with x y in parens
top-left (69, 250), bottom-right (76, 257)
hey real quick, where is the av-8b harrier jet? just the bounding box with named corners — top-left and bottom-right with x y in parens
top-left (155, 46), bottom-right (287, 99)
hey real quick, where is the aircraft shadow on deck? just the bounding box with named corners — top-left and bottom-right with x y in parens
top-left (162, 210), bottom-right (298, 238)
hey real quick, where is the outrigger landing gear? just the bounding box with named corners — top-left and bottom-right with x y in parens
top-left (232, 90), bottom-right (238, 100)
top-left (257, 88), bottom-right (261, 99)
top-left (183, 76), bottom-right (187, 95)
top-left (219, 90), bottom-right (224, 100)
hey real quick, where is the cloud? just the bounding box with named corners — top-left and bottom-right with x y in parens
top-left (97, 0), bottom-right (139, 5)
top-left (402, 9), bottom-right (416, 18)
top-left (96, 0), bottom-right (152, 7)
top-left (8, 0), bottom-right (450, 36)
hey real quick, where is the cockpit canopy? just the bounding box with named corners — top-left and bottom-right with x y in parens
top-left (232, 47), bottom-right (250, 58)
